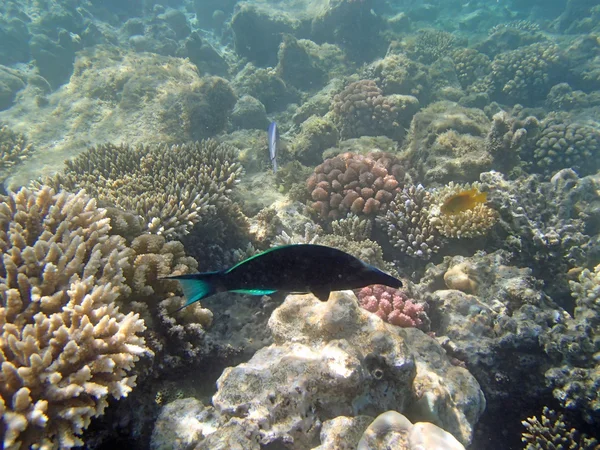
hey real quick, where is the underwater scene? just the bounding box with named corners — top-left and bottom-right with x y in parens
top-left (2, 0), bottom-right (600, 449)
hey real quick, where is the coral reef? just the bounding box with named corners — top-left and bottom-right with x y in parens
top-left (522, 406), bottom-right (599, 449)
top-left (542, 264), bottom-right (600, 425)
top-left (406, 29), bottom-right (459, 65)
top-left (276, 35), bottom-right (327, 91)
top-left (306, 151), bottom-right (405, 222)
top-left (364, 52), bottom-right (431, 102)
top-left (291, 115), bottom-right (339, 166)
top-left (404, 102), bottom-right (492, 184)
top-left (377, 184), bottom-right (442, 260)
top-left (0, 187), bottom-right (147, 449)
top-left (331, 213), bottom-right (372, 242)
top-left (233, 63), bottom-right (299, 113)
top-left (481, 170), bottom-right (592, 302)
top-left (0, 125), bottom-right (33, 182)
top-left (157, 292), bottom-right (484, 448)
top-left (528, 115), bottom-right (600, 177)
top-left (429, 183), bottom-right (498, 239)
top-left (48, 140), bottom-right (243, 238)
top-left (230, 95), bottom-right (269, 131)
top-left (489, 43), bottom-right (565, 104)
top-left (451, 48), bottom-right (492, 91)
top-left (331, 80), bottom-right (419, 140)
top-left (357, 411), bottom-right (466, 450)
top-left (357, 285), bottom-right (428, 329)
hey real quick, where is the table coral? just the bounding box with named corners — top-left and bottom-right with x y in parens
top-left (48, 139), bottom-right (243, 238)
top-left (331, 79), bottom-right (419, 140)
top-left (0, 187), bottom-right (147, 449)
top-left (357, 285), bottom-right (428, 329)
top-left (306, 151), bottom-right (405, 222)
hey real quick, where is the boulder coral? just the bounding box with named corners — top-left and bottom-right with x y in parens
top-left (331, 80), bottom-right (419, 140)
top-left (306, 151), bottom-right (405, 222)
top-left (0, 187), bottom-right (148, 449)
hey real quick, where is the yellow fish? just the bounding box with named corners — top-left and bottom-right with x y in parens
top-left (440, 189), bottom-right (487, 215)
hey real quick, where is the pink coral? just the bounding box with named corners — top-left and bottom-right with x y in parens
top-left (356, 285), bottom-right (427, 329)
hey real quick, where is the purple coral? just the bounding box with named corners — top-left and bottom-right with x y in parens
top-left (357, 285), bottom-right (427, 328)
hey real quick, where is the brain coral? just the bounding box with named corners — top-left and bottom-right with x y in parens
top-left (331, 79), bottom-right (419, 140)
top-left (0, 187), bottom-right (147, 449)
top-left (306, 151), bottom-right (404, 222)
top-left (49, 140), bottom-right (243, 238)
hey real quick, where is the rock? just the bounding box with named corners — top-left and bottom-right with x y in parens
top-left (0, 66), bottom-right (26, 111)
top-left (231, 95), bottom-right (269, 130)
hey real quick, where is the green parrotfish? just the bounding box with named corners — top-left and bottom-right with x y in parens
top-left (166, 244), bottom-right (402, 308)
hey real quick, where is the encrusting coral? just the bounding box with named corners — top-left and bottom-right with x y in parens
top-left (48, 140), bottom-right (243, 239)
top-left (0, 187), bottom-right (148, 449)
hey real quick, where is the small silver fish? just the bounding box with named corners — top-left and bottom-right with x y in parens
top-left (268, 121), bottom-right (278, 173)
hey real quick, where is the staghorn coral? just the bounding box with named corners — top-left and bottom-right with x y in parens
top-left (331, 213), bottom-right (373, 242)
top-left (542, 264), bottom-right (600, 426)
top-left (0, 186), bottom-right (147, 449)
top-left (429, 183), bottom-right (498, 239)
top-left (306, 151), bottom-right (405, 222)
top-left (377, 184), bottom-right (442, 260)
top-left (48, 140), bottom-right (243, 239)
top-left (522, 406), bottom-right (599, 449)
top-left (489, 43), bottom-right (565, 105)
top-left (331, 80), bottom-right (419, 140)
top-left (528, 116), bottom-right (600, 177)
top-left (357, 285), bottom-right (428, 329)
top-left (0, 125), bottom-right (34, 180)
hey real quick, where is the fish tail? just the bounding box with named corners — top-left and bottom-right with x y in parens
top-left (163, 271), bottom-right (223, 309)
top-left (475, 191), bottom-right (487, 203)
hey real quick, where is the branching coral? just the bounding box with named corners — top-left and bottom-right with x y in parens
top-left (0, 187), bottom-right (147, 449)
top-left (0, 125), bottom-right (34, 180)
top-left (377, 184), bottom-right (442, 260)
top-left (522, 406), bottom-right (599, 449)
top-left (331, 213), bottom-right (372, 241)
top-left (48, 140), bottom-right (243, 238)
top-left (331, 80), bottom-right (419, 140)
top-left (306, 151), bottom-right (405, 222)
top-left (408, 29), bottom-right (458, 64)
top-left (357, 285), bottom-right (428, 329)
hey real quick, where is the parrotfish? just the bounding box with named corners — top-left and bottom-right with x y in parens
top-left (268, 121), bottom-right (278, 173)
top-left (440, 188), bottom-right (487, 215)
top-left (166, 244), bottom-right (402, 308)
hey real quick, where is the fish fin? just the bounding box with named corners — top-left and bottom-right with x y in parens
top-left (230, 289), bottom-right (277, 296)
top-left (162, 271), bottom-right (221, 309)
top-left (312, 287), bottom-right (331, 301)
